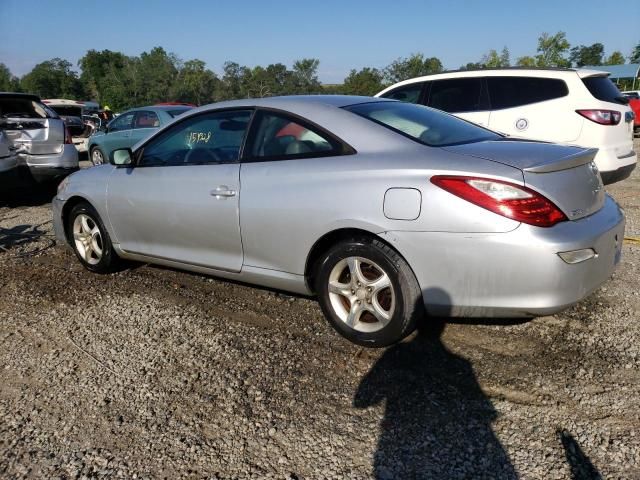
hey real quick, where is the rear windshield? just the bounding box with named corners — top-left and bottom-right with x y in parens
top-left (167, 108), bottom-right (191, 118)
top-left (0, 98), bottom-right (52, 119)
top-left (344, 101), bottom-right (500, 147)
top-left (582, 76), bottom-right (627, 105)
top-left (49, 105), bottom-right (82, 117)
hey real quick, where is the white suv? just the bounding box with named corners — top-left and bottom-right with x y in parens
top-left (376, 68), bottom-right (637, 184)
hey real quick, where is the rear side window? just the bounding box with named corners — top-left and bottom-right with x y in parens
top-left (134, 111), bottom-right (160, 128)
top-left (428, 78), bottom-right (485, 113)
top-left (247, 111), bottom-right (343, 160)
top-left (487, 77), bottom-right (569, 109)
top-left (380, 83), bottom-right (424, 103)
top-left (582, 76), bottom-right (627, 105)
top-left (345, 101), bottom-right (500, 147)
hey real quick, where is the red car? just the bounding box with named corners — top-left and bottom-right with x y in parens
top-left (629, 98), bottom-right (640, 136)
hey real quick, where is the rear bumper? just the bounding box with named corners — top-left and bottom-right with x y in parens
top-left (600, 162), bottom-right (636, 185)
top-left (381, 195), bottom-right (625, 318)
top-left (21, 144), bottom-right (79, 183)
top-left (594, 147), bottom-right (637, 184)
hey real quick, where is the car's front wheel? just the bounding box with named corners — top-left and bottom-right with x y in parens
top-left (315, 237), bottom-right (423, 347)
top-left (67, 202), bottom-right (119, 273)
top-left (90, 146), bottom-right (105, 166)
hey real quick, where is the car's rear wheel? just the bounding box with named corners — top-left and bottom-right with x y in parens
top-left (90, 146), bottom-right (105, 166)
top-left (315, 236), bottom-right (423, 347)
top-left (68, 202), bottom-right (119, 273)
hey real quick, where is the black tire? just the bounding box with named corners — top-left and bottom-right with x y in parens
top-left (315, 236), bottom-right (424, 347)
top-left (67, 202), bottom-right (119, 273)
top-left (90, 146), bottom-right (106, 166)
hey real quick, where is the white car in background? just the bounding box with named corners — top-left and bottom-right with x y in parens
top-left (376, 68), bottom-right (637, 184)
top-left (43, 99), bottom-right (91, 154)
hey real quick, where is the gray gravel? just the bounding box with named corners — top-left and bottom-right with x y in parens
top-left (1, 142), bottom-right (639, 479)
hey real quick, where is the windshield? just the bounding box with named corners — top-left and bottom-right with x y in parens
top-left (167, 108), bottom-right (192, 118)
top-left (344, 101), bottom-right (500, 147)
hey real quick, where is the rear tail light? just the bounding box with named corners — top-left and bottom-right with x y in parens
top-left (64, 126), bottom-right (73, 144)
top-left (430, 176), bottom-right (567, 227)
top-left (576, 109), bottom-right (621, 125)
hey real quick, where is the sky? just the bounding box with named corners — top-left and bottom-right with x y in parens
top-left (1, 0), bottom-right (638, 83)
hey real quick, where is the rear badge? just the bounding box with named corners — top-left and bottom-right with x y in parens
top-left (570, 209), bottom-right (585, 218)
top-left (515, 118), bottom-right (528, 131)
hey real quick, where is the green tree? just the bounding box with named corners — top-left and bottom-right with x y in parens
top-left (481, 47), bottom-right (510, 68)
top-left (137, 47), bottom-right (179, 104)
top-left (171, 59), bottom-right (219, 105)
top-left (459, 62), bottom-right (484, 70)
top-left (515, 56), bottom-right (537, 67)
top-left (341, 67), bottom-right (384, 96)
top-left (21, 58), bottom-right (84, 98)
top-left (0, 63), bottom-right (20, 91)
top-left (384, 53), bottom-right (443, 84)
top-left (291, 58), bottom-right (322, 94)
top-left (569, 43), bottom-right (604, 67)
top-left (534, 32), bottom-right (571, 67)
top-left (630, 42), bottom-right (640, 63)
top-left (604, 51), bottom-right (626, 65)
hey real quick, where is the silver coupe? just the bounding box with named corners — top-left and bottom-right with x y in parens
top-left (52, 96), bottom-right (625, 346)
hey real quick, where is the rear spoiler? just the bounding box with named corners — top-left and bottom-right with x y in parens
top-left (524, 148), bottom-right (598, 173)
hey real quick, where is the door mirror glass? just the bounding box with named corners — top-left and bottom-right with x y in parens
top-left (111, 148), bottom-right (134, 166)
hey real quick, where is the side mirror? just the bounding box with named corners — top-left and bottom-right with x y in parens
top-left (110, 148), bottom-right (134, 167)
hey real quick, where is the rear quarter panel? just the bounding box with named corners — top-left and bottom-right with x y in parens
top-left (239, 147), bottom-right (523, 275)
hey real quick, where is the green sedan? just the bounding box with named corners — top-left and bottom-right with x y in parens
top-left (88, 105), bottom-right (192, 165)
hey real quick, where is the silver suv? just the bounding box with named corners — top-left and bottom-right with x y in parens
top-left (0, 92), bottom-right (79, 185)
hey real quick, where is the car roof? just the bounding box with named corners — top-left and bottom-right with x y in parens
top-left (191, 95), bottom-right (393, 113)
top-left (376, 67), bottom-right (611, 95)
top-left (0, 92), bottom-right (42, 102)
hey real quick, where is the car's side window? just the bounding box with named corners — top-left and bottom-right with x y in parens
top-left (134, 110), bottom-right (160, 129)
top-left (487, 77), bottom-right (569, 109)
top-left (428, 78), bottom-right (485, 113)
top-left (380, 83), bottom-right (424, 103)
top-left (139, 110), bottom-right (252, 167)
top-left (246, 111), bottom-right (342, 160)
top-left (109, 112), bottom-right (135, 132)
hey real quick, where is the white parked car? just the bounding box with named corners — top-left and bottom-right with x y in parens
top-left (376, 68), bottom-right (637, 184)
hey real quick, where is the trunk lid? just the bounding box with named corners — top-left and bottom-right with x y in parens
top-left (443, 140), bottom-right (605, 221)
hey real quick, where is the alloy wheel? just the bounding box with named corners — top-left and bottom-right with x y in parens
top-left (73, 214), bottom-right (103, 265)
top-left (327, 256), bottom-right (395, 333)
top-left (91, 148), bottom-right (104, 165)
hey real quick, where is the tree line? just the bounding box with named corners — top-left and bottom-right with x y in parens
top-left (1, 32), bottom-right (639, 112)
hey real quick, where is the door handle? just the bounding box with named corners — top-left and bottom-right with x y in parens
top-left (210, 186), bottom-right (236, 198)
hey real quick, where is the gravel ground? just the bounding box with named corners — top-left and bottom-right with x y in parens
top-left (1, 144), bottom-right (639, 479)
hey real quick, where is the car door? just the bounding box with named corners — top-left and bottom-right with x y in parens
top-left (239, 109), bottom-right (355, 274)
top-left (102, 111), bottom-right (135, 155)
top-left (106, 109), bottom-right (253, 272)
top-left (486, 76), bottom-right (580, 143)
top-left (426, 77), bottom-right (490, 127)
top-left (129, 110), bottom-right (161, 147)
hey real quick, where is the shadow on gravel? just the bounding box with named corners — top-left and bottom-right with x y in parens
top-left (0, 223), bottom-right (55, 256)
top-left (558, 429), bottom-right (602, 480)
top-left (0, 184), bottom-right (56, 208)
top-left (354, 288), bottom-right (517, 479)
